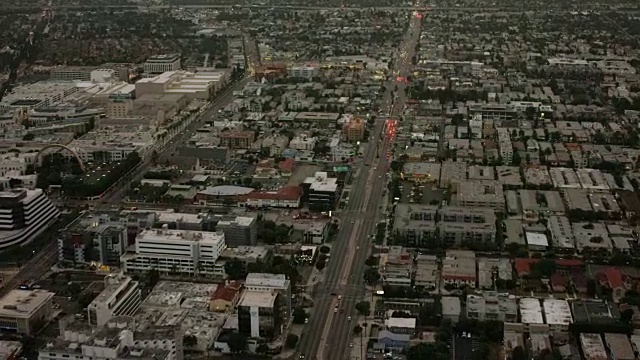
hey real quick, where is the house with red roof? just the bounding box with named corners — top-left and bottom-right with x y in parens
top-left (597, 267), bottom-right (626, 301)
top-left (209, 281), bottom-right (243, 313)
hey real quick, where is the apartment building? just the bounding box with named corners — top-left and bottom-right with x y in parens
top-left (143, 54), bottom-right (181, 75)
top-left (245, 273), bottom-right (292, 320)
top-left (302, 172), bottom-right (339, 211)
top-left (456, 181), bottom-right (505, 210)
top-left (442, 250), bottom-right (476, 288)
top-left (0, 189), bottom-right (59, 250)
top-left (466, 292), bottom-right (517, 322)
top-left (219, 131), bottom-right (256, 149)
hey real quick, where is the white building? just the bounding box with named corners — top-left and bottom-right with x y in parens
top-left (135, 70), bottom-right (227, 101)
top-left (143, 54), bottom-right (181, 75)
top-left (543, 299), bottom-right (572, 333)
top-left (121, 227), bottom-right (226, 276)
top-left (289, 135), bottom-right (317, 151)
top-left (87, 274), bottom-right (141, 327)
top-left (0, 189), bottom-right (59, 250)
top-left (287, 66), bottom-right (318, 79)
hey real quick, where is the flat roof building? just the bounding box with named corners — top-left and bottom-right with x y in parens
top-left (543, 299), bottom-right (572, 333)
top-left (456, 181), bottom-right (505, 210)
top-left (0, 290), bottom-right (55, 335)
top-left (580, 333), bottom-right (607, 360)
top-left (547, 216), bottom-right (575, 249)
top-left (603, 333), bottom-right (634, 360)
top-left (519, 298), bottom-right (544, 329)
top-left (467, 292), bottom-right (517, 322)
top-left (442, 250), bottom-right (476, 288)
top-left (121, 227), bottom-right (226, 276)
top-left (477, 257), bottom-right (512, 289)
top-left (87, 273), bottom-right (141, 327)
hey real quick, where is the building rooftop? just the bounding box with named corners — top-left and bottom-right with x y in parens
top-left (543, 299), bottom-right (573, 325)
top-left (0, 290), bottom-right (54, 318)
top-left (238, 290), bottom-right (277, 308)
top-left (580, 333), bottom-right (607, 360)
top-left (520, 298), bottom-right (544, 324)
top-left (245, 273), bottom-right (289, 288)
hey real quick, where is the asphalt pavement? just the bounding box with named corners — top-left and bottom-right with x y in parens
top-left (297, 4), bottom-right (423, 360)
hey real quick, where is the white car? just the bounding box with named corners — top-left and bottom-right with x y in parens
top-left (347, 316), bottom-right (352, 321)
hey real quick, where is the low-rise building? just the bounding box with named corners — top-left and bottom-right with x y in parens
top-left (393, 204), bottom-right (438, 247)
top-left (0, 290), bottom-right (54, 335)
top-left (547, 216), bottom-right (575, 249)
top-left (441, 296), bottom-right (462, 324)
top-left (245, 186), bottom-right (302, 209)
top-left (456, 181), bottom-right (505, 210)
top-left (414, 254), bottom-right (438, 290)
top-left (543, 299), bottom-right (572, 333)
top-left (519, 298), bottom-right (544, 331)
top-left (603, 333), bottom-right (634, 360)
top-left (466, 292), bottom-right (517, 322)
top-left (209, 281), bottom-right (243, 313)
top-left (442, 250), bottom-right (476, 288)
top-left (477, 258), bottom-right (512, 289)
top-left (580, 333), bottom-right (607, 360)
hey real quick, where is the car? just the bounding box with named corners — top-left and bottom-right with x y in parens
top-left (349, 343), bottom-right (354, 348)
top-left (300, 356), bottom-right (305, 359)
top-left (347, 316), bottom-right (352, 321)
top-left (338, 295), bottom-right (342, 300)
top-left (305, 318), bottom-right (309, 324)
top-left (334, 308), bottom-right (338, 313)
top-left (351, 221), bottom-right (355, 224)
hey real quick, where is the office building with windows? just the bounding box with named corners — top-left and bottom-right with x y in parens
top-left (120, 226), bottom-right (226, 276)
top-left (87, 274), bottom-right (142, 327)
top-left (0, 189), bottom-right (59, 250)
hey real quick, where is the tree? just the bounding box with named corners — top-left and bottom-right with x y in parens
top-left (183, 334), bottom-right (198, 348)
top-left (364, 267), bottom-right (380, 286)
top-left (319, 246), bottom-right (330, 254)
top-left (511, 346), bottom-right (527, 360)
top-left (224, 258), bottom-right (247, 280)
top-left (255, 343), bottom-right (269, 355)
top-left (365, 256), bottom-right (378, 267)
top-left (530, 259), bottom-right (556, 278)
top-left (621, 308), bottom-right (634, 323)
top-left (355, 301), bottom-right (371, 316)
top-left (292, 307), bottom-right (307, 324)
top-left (285, 334), bottom-right (299, 349)
top-left (353, 325), bottom-right (363, 335)
top-left (406, 343), bottom-right (449, 360)
top-left (315, 258), bottom-right (326, 271)
top-left (227, 332), bottom-right (247, 354)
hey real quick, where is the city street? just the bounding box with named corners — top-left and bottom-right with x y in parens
top-left (297, 4), bottom-right (423, 360)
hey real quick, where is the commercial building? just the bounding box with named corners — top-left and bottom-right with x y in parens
top-left (302, 172), bottom-right (339, 211)
top-left (121, 227), bottom-right (226, 276)
top-left (401, 162), bottom-right (441, 183)
top-left (143, 54), bottom-right (181, 75)
top-left (245, 273), bottom-right (292, 320)
top-left (580, 333), bottom-right (607, 360)
top-left (442, 250), bottom-right (476, 288)
top-left (0, 290), bottom-right (54, 335)
top-left (287, 65), bottom-right (318, 79)
top-left (237, 290), bottom-right (281, 340)
top-left (0, 189), bottom-right (59, 250)
top-left (466, 292), bottom-right (517, 322)
top-left (219, 131), bottom-right (256, 149)
top-left (456, 181), bottom-right (505, 210)
top-left (136, 70), bottom-right (227, 101)
top-left (38, 315), bottom-right (181, 360)
top-left (543, 299), bottom-right (572, 333)
top-left (214, 216), bottom-right (257, 247)
top-left (244, 186), bottom-right (302, 209)
top-left (87, 274), bottom-right (141, 327)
